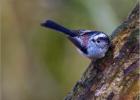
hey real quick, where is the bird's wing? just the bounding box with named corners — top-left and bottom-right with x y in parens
top-left (72, 29), bottom-right (81, 35)
top-left (67, 36), bottom-right (87, 55)
top-left (72, 29), bottom-right (98, 36)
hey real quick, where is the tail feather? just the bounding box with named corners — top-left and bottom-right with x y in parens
top-left (41, 20), bottom-right (77, 37)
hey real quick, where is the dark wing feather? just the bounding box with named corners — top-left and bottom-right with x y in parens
top-left (72, 29), bottom-right (86, 35)
top-left (68, 37), bottom-right (87, 54)
top-left (72, 30), bottom-right (102, 36)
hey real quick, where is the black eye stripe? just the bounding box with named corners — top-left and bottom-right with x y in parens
top-left (97, 37), bottom-right (110, 44)
top-left (92, 39), bottom-right (95, 42)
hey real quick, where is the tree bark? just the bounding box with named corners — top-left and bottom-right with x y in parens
top-left (65, 3), bottom-right (139, 100)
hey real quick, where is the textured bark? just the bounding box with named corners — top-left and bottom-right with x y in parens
top-left (65, 3), bottom-right (139, 100)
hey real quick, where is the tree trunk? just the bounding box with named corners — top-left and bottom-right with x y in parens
top-left (65, 3), bottom-right (139, 100)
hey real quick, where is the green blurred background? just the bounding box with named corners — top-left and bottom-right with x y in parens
top-left (1, 0), bottom-right (137, 100)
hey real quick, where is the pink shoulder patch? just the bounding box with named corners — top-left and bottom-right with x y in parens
top-left (81, 34), bottom-right (89, 47)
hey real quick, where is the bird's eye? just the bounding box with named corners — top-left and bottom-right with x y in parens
top-left (97, 40), bottom-right (100, 43)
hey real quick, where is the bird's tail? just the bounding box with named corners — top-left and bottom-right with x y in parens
top-left (41, 20), bottom-right (77, 37)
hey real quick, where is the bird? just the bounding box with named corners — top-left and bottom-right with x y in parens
top-left (41, 20), bottom-right (110, 60)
